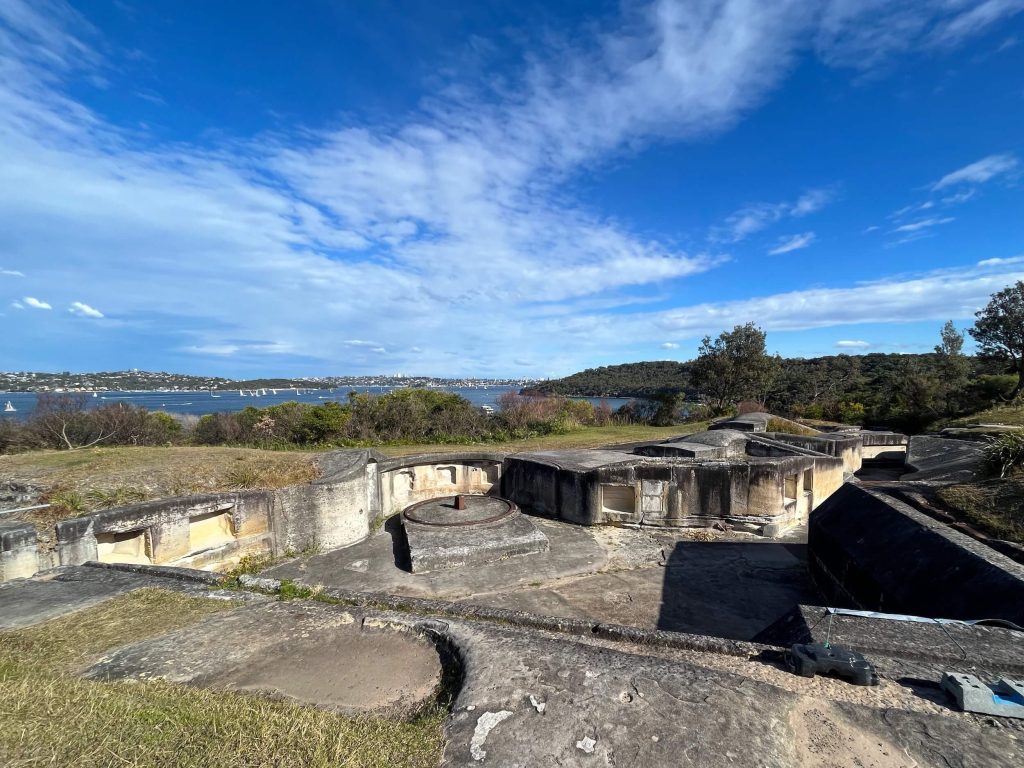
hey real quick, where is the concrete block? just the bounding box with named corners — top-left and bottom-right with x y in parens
top-left (942, 673), bottom-right (1024, 719)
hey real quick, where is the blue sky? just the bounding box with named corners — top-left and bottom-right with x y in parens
top-left (1, 0), bottom-right (1023, 379)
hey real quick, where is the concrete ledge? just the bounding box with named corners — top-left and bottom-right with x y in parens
top-left (296, 584), bottom-right (770, 658)
top-left (82, 560), bottom-right (225, 585)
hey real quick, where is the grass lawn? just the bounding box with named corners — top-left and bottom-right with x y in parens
top-left (946, 403), bottom-right (1024, 428)
top-left (0, 589), bottom-right (446, 767)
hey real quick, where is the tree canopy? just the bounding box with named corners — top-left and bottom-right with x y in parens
top-left (969, 280), bottom-right (1024, 400)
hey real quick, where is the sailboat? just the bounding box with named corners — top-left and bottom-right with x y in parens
top-left (3, 401), bottom-right (15, 413)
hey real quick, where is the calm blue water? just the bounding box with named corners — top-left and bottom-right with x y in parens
top-left (0, 387), bottom-right (633, 421)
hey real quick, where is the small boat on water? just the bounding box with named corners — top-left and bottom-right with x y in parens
top-left (3, 401), bottom-right (15, 413)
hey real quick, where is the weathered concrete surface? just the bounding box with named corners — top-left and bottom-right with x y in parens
top-left (0, 564), bottom-right (211, 629)
top-left (903, 435), bottom-right (985, 482)
top-left (404, 498), bottom-right (549, 574)
top-left (459, 541), bottom-right (817, 641)
top-left (266, 517), bottom-right (608, 600)
top-left (755, 605), bottom-right (1024, 683)
top-left (809, 484), bottom-right (1024, 625)
top-left (86, 600), bottom-right (443, 715)
top-left (440, 617), bottom-right (1021, 767)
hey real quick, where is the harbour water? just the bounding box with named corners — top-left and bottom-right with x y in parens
top-left (0, 387), bottom-right (634, 420)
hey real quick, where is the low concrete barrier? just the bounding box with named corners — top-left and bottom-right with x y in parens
top-left (808, 484), bottom-right (1024, 625)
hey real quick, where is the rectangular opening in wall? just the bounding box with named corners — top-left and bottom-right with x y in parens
top-left (484, 463), bottom-right (500, 484)
top-left (189, 510), bottom-right (235, 553)
top-left (436, 465), bottom-right (457, 485)
top-left (96, 529), bottom-right (151, 565)
top-left (601, 484), bottom-right (637, 516)
top-left (803, 470), bottom-right (813, 492)
top-left (784, 474), bottom-right (798, 502)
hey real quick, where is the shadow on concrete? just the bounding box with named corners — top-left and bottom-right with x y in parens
top-left (384, 514), bottom-right (412, 572)
top-left (657, 540), bottom-right (820, 641)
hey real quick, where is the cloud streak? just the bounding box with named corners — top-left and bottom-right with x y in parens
top-left (768, 232), bottom-right (816, 255)
top-left (932, 153), bottom-right (1019, 190)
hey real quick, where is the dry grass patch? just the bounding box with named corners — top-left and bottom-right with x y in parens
top-left (937, 478), bottom-right (1024, 544)
top-left (0, 589), bottom-right (446, 768)
top-left (1, 447), bottom-right (319, 538)
top-left (376, 422), bottom-right (709, 457)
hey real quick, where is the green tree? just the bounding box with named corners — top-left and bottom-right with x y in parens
top-left (969, 281), bottom-right (1024, 400)
top-left (691, 323), bottom-right (780, 413)
top-left (935, 320), bottom-right (970, 414)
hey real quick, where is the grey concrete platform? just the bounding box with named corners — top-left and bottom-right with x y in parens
top-left (402, 495), bottom-right (549, 573)
top-left (266, 516), bottom-right (610, 600)
top-left (268, 519), bottom-right (818, 642)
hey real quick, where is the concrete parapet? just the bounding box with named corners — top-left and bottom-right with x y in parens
top-left (0, 521), bottom-right (40, 581)
top-left (808, 484), bottom-right (1024, 625)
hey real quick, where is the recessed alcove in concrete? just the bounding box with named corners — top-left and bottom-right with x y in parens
top-left (401, 494), bottom-right (549, 573)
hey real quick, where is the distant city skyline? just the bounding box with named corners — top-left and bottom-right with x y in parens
top-left (1, 1), bottom-right (1023, 378)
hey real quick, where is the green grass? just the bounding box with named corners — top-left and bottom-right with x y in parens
top-left (0, 589), bottom-right (446, 767)
top-left (946, 403), bottom-right (1024, 428)
top-left (374, 422), bottom-right (709, 456)
top-left (937, 478), bottom-right (1024, 544)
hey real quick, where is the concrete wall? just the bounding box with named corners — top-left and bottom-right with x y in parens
top-left (503, 451), bottom-right (844, 535)
top-left (859, 431), bottom-right (908, 461)
top-left (377, 453), bottom-right (504, 519)
top-left (808, 484), bottom-right (1024, 625)
top-left (55, 490), bottom-right (274, 572)
top-left (762, 432), bottom-right (862, 474)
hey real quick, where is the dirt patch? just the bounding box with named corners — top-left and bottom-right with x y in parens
top-left (206, 627), bottom-right (443, 715)
top-left (789, 697), bottom-right (915, 768)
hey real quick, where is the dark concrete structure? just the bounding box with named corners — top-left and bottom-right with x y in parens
top-left (808, 484), bottom-right (1024, 625)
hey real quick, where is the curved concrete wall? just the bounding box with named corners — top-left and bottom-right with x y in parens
top-left (377, 453), bottom-right (505, 518)
top-left (808, 484), bottom-right (1024, 625)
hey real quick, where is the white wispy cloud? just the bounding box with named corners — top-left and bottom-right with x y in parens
top-left (892, 216), bottom-right (956, 233)
top-left (932, 153), bottom-right (1019, 190)
top-left (1, 268), bottom-right (24, 277)
top-left (68, 300), bottom-right (102, 318)
top-left (768, 232), bottom-right (816, 255)
top-left (23, 296), bottom-right (51, 309)
top-left (0, 1), bottom-right (1020, 374)
top-left (835, 339), bottom-right (871, 349)
top-left (978, 255), bottom-right (1024, 266)
top-left (553, 260), bottom-right (1024, 356)
top-left (660, 342), bottom-right (680, 349)
top-left (11, 300), bottom-right (24, 310)
top-left (714, 188), bottom-right (835, 243)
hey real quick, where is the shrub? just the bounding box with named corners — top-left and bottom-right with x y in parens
top-left (983, 432), bottom-right (1024, 479)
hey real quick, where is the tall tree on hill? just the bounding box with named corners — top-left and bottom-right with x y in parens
top-left (935, 320), bottom-right (970, 414)
top-left (691, 323), bottom-right (780, 413)
top-left (969, 281), bottom-right (1024, 400)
